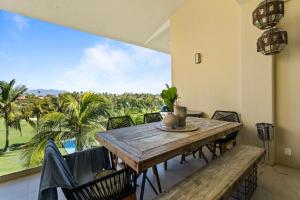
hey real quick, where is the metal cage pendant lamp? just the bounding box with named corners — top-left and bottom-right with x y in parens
top-left (257, 28), bottom-right (288, 55)
top-left (253, 0), bottom-right (284, 30)
top-left (253, 0), bottom-right (288, 55)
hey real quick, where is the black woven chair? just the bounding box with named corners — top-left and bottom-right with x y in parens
top-left (40, 141), bottom-right (137, 200)
top-left (107, 116), bottom-right (135, 130)
top-left (143, 113), bottom-right (168, 171)
top-left (62, 167), bottom-right (137, 200)
top-left (107, 116), bottom-right (135, 169)
top-left (144, 112), bottom-right (163, 124)
top-left (180, 145), bottom-right (209, 164)
top-left (211, 110), bottom-right (240, 155)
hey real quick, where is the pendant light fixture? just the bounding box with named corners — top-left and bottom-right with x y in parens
top-left (253, 0), bottom-right (284, 30)
top-left (257, 28), bottom-right (288, 55)
top-left (253, 0), bottom-right (288, 55)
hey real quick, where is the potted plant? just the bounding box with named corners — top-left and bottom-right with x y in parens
top-left (160, 84), bottom-right (179, 129)
top-left (160, 85), bottom-right (187, 128)
top-left (160, 84), bottom-right (178, 112)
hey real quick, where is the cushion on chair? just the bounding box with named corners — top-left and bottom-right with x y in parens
top-left (95, 169), bottom-right (116, 179)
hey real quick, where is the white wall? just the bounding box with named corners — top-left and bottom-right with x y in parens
top-left (171, 0), bottom-right (242, 118)
top-left (172, 0), bottom-right (300, 169)
top-left (275, 0), bottom-right (300, 169)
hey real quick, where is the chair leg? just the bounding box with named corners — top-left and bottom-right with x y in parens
top-left (201, 152), bottom-right (209, 164)
top-left (199, 147), bottom-right (209, 164)
top-left (152, 165), bottom-right (162, 193)
top-left (213, 143), bottom-right (217, 157)
top-left (220, 145), bottom-right (223, 154)
top-left (114, 156), bottom-right (119, 169)
top-left (180, 154), bottom-right (186, 164)
top-left (112, 155), bottom-right (127, 169)
top-left (223, 143), bottom-right (228, 153)
top-left (198, 147), bottom-right (202, 158)
top-left (164, 161), bottom-right (168, 171)
top-left (233, 140), bottom-right (237, 146)
top-left (110, 152), bottom-right (117, 170)
top-left (192, 150), bottom-right (197, 158)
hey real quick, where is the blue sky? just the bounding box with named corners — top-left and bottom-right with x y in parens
top-left (0, 10), bottom-right (171, 94)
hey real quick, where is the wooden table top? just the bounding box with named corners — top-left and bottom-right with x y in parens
top-left (96, 117), bottom-right (242, 172)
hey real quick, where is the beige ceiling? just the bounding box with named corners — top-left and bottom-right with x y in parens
top-left (0, 0), bottom-right (185, 53)
top-left (0, 0), bottom-right (252, 53)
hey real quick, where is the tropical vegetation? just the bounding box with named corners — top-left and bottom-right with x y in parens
top-left (0, 79), bottom-right (164, 172)
top-left (22, 92), bottom-right (111, 166)
top-left (0, 79), bottom-right (27, 152)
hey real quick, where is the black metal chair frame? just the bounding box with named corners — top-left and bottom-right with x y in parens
top-left (211, 110), bottom-right (240, 123)
top-left (106, 115), bottom-right (164, 200)
top-left (106, 116), bottom-right (135, 169)
top-left (42, 141), bottom-right (136, 200)
top-left (211, 110), bottom-right (240, 156)
top-left (62, 167), bottom-right (137, 200)
top-left (140, 112), bottom-right (165, 199)
top-left (107, 116), bottom-right (135, 130)
top-left (143, 112), bottom-right (163, 124)
top-left (180, 145), bottom-right (210, 164)
top-left (143, 112), bottom-right (168, 170)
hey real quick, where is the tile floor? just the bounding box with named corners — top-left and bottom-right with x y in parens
top-left (1, 154), bottom-right (300, 200)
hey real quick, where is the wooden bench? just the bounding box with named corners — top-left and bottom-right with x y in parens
top-left (155, 145), bottom-right (265, 200)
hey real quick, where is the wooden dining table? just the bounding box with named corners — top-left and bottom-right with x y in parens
top-left (96, 117), bottom-right (242, 200)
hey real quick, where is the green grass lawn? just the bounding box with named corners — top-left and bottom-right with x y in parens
top-left (0, 119), bottom-right (36, 176)
top-left (0, 118), bottom-right (103, 176)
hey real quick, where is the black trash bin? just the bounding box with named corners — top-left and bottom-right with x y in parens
top-left (256, 123), bottom-right (274, 164)
top-left (256, 123), bottom-right (274, 142)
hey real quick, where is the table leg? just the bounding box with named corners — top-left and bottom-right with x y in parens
top-left (145, 175), bottom-right (158, 195)
top-left (139, 166), bottom-right (163, 200)
top-left (164, 161), bottom-right (168, 171)
top-left (152, 165), bottom-right (162, 193)
top-left (205, 144), bottom-right (218, 159)
top-left (139, 169), bottom-right (148, 200)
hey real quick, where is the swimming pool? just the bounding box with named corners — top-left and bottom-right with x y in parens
top-left (62, 138), bottom-right (76, 154)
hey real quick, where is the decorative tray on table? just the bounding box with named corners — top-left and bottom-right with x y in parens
top-left (156, 123), bottom-right (199, 132)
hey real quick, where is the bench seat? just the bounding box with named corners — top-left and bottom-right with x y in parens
top-left (155, 145), bottom-right (265, 200)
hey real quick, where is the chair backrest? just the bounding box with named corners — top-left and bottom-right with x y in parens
top-left (63, 146), bottom-right (112, 185)
top-left (212, 111), bottom-right (240, 140)
top-left (106, 116), bottom-right (135, 130)
top-left (39, 141), bottom-right (77, 200)
top-left (62, 168), bottom-right (137, 200)
top-left (211, 110), bottom-right (240, 123)
top-left (144, 112), bottom-right (163, 124)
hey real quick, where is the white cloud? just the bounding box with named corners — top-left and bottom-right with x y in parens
top-left (59, 42), bottom-right (171, 94)
top-left (13, 15), bottom-right (29, 31)
top-left (1, 12), bottom-right (30, 41)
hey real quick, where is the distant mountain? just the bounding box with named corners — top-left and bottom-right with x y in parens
top-left (26, 89), bottom-right (68, 96)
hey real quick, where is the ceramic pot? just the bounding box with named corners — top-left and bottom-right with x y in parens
top-left (162, 113), bottom-right (179, 129)
top-left (174, 105), bottom-right (187, 127)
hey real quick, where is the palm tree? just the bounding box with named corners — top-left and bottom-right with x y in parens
top-left (51, 95), bottom-right (65, 113)
top-left (24, 96), bottom-right (52, 133)
top-left (22, 92), bottom-right (110, 166)
top-left (0, 79), bottom-right (27, 152)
